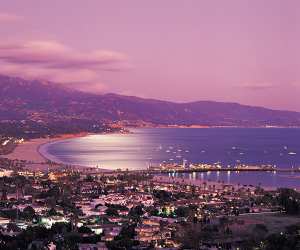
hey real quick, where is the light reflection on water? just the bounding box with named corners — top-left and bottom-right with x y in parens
top-left (168, 171), bottom-right (300, 189)
top-left (163, 171), bottom-right (300, 189)
top-left (39, 128), bottom-right (300, 188)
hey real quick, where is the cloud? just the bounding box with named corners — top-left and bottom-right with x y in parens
top-left (0, 13), bottom-right (23, 23)
top-left (0, 40), bottom-right (130, 91)
top-left (0, 40), bottom-right (128, 69)
top-left (240, 82), bottom-right (274, 91)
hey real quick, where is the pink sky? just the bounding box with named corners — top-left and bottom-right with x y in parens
top-left (0, 0), bottom-right (299, 111)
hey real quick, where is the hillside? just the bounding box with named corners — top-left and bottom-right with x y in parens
top-left (1, 75), bottom-right (300, 127)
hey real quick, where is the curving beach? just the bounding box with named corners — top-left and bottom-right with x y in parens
top-left (2, 133), bottom-right (89, 171)
top-left (5, 138), bottom-right (53, 163)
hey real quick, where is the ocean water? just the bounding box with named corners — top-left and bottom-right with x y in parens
top-left (39, 128), bottom-right (300, 188)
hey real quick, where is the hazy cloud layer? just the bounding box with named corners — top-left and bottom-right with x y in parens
top-left (0, 40), bottom-right (130, 91)
top-left (240, 82), bottom-right (275, 91)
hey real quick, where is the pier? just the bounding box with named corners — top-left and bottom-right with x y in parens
top-left (60, 166), bottom-right (300, 175)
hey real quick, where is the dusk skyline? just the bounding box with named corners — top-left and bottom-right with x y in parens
top-left (1, 2), bottom-right (300, 248)
top-left (0, 0), bottom-right (300, 111)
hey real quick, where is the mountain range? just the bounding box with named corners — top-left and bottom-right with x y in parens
top-left (1, 75), bottom-right (300, 127)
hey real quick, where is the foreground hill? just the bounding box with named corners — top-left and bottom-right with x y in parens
top-left (1, 75), bottom-right (300, 127)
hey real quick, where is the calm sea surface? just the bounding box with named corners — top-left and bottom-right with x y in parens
top-left (39, 128), bottom-right (300, 188)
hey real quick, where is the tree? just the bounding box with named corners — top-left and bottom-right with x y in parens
top-left (153, 190), bottom-right (172, 203)
top-left (23, 206), bottom-right (36, 220)
top-left (177, 224), bottom-right (213, 249)
top-left (50, 222), bottom-right (71, 234)
top-left (148, 206), bottom-right (159, 216)
top-left (47, 208), bottom-right (62, 217)
top-left (78, 226), bottom-right (92, 234)
top-left (106, 207), bottom-right (119, 217)
top-left (129, 205), bottom-right (144, 217)
top-left (175, 206), bottom-right (193, 218)
top-left (7, 223), bottom-right (21, 232)
top-left (107, 224), bottom-right (138, 250)
top-left (278, 188), bottom-right (300, 215)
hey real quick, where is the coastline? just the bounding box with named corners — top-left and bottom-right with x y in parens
top-left (2, 130), bottom-right (131, 172)
top-left (4, 126), bottom-right (299, 167)
top-left (2, 132), bottom-right (91, 171)
top-left (1, 128), bottom-right (299, 190)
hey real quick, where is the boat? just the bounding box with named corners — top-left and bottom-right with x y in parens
top-left (288, 152), bottom-right (297, 155)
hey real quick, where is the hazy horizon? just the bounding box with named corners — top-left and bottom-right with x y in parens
top-left (0, 0), bottom-right (299, 111)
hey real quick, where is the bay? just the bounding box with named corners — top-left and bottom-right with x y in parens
top-left (39, 128), bottom-right (300, 188)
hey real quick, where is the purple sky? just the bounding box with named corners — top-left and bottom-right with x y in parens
top-left (0, 1), bottom-right (299, 111)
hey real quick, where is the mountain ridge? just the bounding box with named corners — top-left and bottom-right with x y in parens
top-left (1, 75), bottom-right (300, 127)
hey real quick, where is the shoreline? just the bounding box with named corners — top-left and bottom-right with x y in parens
top-left (2, 132), bottom-right (92, 171)
top-left (4, 125), bottom-right (300, 167)
top-left (153, 175), bottom-right (261, 191)
top-left (37, 132), bottom-right (92, 162)
top-left (1, 128), bottom-right (299, 190)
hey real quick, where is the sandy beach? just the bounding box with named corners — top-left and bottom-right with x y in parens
top-left (2, 133), bottom-right (90, 171)
top-left (5, 137), bottom-right (53, 163)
